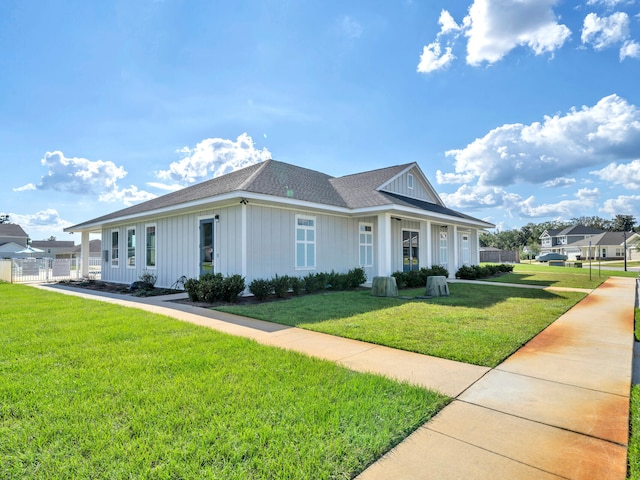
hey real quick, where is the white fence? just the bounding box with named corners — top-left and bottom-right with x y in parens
top-left (0, 258), bottom-right (102, 284)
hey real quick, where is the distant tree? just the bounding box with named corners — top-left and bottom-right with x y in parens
top-left (0, 214), bottom-right (9, 224)
top-left (569, 216), bottom-right (612, 230)
top-left (611, 215), bottom-right (636, 232)
top-left (47, 236), bottom-right (56, 241)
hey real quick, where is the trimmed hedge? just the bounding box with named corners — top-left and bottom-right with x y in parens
top-left (391, 266), bottom-right (449, 289)
top-left (184, 273), bottom-right (246, 303)
top-left (455, 263), bottom-right (514, 280)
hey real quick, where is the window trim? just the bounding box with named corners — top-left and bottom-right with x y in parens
top-left (145, 224), bottom-right (157, 269)
top-left (111, 230), bottom-right (119, 268)
top-left (359, 222), bottom-right (374, 267)
top-left (295, 214), bottom-right (316, 270)
top-left (126, 226), bottom-right (136, 268)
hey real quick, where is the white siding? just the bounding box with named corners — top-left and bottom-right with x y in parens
top-left (382, 168), bottom-right (437, 202)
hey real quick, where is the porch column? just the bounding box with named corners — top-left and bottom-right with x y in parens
top-left (241, 203), bottom-right (248, 278)
top-left (452, 225), bottom-right (459, 277)
top-left (377, 213), bottom-right (392, 276)
top-left (80, 231), bottom-right (90, 277)
top-left (425, 220), bottom-right (433, 267)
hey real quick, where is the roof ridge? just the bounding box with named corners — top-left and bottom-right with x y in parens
top-left (237, 159), bottom-right (272, 190)
top-left (334, 162), bottom-right (414, 181)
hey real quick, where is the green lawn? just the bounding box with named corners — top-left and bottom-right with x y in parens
top-left (481, 263), bottom-right (638, 289)
top-left (219, 284), bottom-right (585, 367)
top-left (0, 283), bottom-right (448, 480)
top-left (630, 309), bottom-right (640, 480)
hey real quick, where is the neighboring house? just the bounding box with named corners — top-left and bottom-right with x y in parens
top-left (565, 232), bottom-right (640, 261)
top-left (0, 241), bottom-right (30, 259)
top-left (31, 240), bottom-right (76, 259)
top-left (70, 239), bottom-right (102, 259)
top-left (539, 225), bottom-right (604, 256)
top-left (65, 160), bottom-right (495, 288)
top-left (0, 223), bottom-right (29, 249)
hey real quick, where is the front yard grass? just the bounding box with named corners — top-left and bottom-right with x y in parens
top-left (0, 283), bottom-right (449, 480)
top-left (481, 263), bottom-right (638, 289)
top-left (219, 283), bottom-right (585, 367)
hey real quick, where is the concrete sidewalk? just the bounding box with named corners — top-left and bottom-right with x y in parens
top-left (35, 276), bottom-right (637, 479)
top-left (359, 276), bottom-right (637, 480)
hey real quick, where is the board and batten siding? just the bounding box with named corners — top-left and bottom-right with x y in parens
top-left (244, 205), bottom-right (376, 284)
top-left (381, 168), bottom-right (436, 203)
top-left (101, 205), bottom-right (243, 289)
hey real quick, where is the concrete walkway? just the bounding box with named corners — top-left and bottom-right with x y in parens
top-left (35, 276), bottom-right (638, 479)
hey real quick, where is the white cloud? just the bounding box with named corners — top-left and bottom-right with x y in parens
top-left (13, 183), bottom-right (36, 192)
top-left (438, 10), bottom-right (461, 35)
top-left (543, 177), bottom-right (576, 187)
top-left (587, 0), bottom-right (632, 8)
top-left (440, 182), bottom-right (601, 220)
top-left (620, 40), bottom-right (640, 60)
top-left (581, 12), bottom-right (629, 50)
top-left (417, 1), bottom-right (570, 72)
top-left (601, 194), bottom-right (640, 216)
top-left (591, 159), bottom-right (640, 189)
top-left (442, 94), bottom-right (640, 187)
top-left (464, 0), bottom-right (571, 65)
top-left (417, 41), bottom-right (456, 73)
top-left (98, 185), bottom-right (157, 206)
top-left (31, 150), bottom-right (155, 206)
top-left (9, 209), bottom-right (73, 240)
top-left (37, 151), bottom-right (127, 195)
top-left (156, 133), bottom-right (272, 185)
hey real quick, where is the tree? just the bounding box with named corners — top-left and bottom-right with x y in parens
top-left (47, 236), bottom-right (57, 241)
top-left (611, 215), bottom-right (636, 232)
top-left (570, 216), bottom-right (612, 230)
top-left (0, 214), bottom-right (9, 224)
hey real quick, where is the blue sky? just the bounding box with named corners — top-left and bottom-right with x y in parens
top-left (2, 0), bottom-right (640, 242)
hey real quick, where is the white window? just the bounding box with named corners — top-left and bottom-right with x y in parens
top-left (145, 224), bottom-right (156, 268)
top-left (407, 173), bottom-right (414, 190)
top-left (439, 230), bottom-right (448, 266)
top-left (461, 233), bottom-right (470, 265)
top-left (295, 215), bottom-right (316, 269)
top-left (359, 223), bottom-right (373, 267)
top-left (111, 230), bottom-right (119, 267)
top-left (127, 227), bottom-right (136, 267)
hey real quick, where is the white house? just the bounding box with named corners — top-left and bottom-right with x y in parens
top-left (65, 161), bottom-right (494, 288)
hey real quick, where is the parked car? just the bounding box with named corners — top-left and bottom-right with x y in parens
top-left (535, 252), bottom-right (568, 262)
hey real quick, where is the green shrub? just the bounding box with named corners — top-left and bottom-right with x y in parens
top-left (392, 266), bottom-right (450, 289)
top-left (272, 274), bottom-right (291, 298)
top-left (139, 270), bottom-right (157, 287)
top-left (184, 278), bottom-right (200, 301)
top-left (249, 278), bottom-right (273, 301)
top-left (289, 276), bottom-right (303, 296)
top-left (346, 267), bottom-right (367, 288)
top-left (223, 274), bottom-right (245, 303)
top-left (199, 273), bottom-right (225, 303)
top-left (304, 272), bottom-right (327, 294)
top-left (455, 263), bottom-right (512, 280)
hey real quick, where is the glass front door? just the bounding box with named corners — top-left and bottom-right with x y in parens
top-left (403, 230), bottom-right (419, 272)
top-left (200, 219), bottom-right (214, 276)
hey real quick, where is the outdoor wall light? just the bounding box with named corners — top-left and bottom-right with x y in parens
top-left (214, 214), bottom-right (220, 222)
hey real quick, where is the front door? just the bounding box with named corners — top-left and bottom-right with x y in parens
top-left (402, 230), bottom-right (419, 272)
top-left (200, 219), bottom-right (215, 276)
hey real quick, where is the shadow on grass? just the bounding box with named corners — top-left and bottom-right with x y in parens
top-left (481, 272), bottom-right (560, 287)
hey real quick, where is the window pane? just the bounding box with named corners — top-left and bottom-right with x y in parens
top-left (297, 229), bottom-right (305, 241)
top-left (307, 230), bottom-right (314, 242)
top-left (296, 243), bottom-right (305, 268)
top-left (307, 244), bottom-right (315, 266)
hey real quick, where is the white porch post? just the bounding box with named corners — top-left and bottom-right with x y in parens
top-left (80, 231), bottom-right (90, 277)
top-left (425, 220), bottom-right (433, 267)
top-left (377, 213), bottom-right (392, 277)
top-left (241, 203), bottom-right (248, 279)
top-left (452, 225), bottom-right (459, 277)
top-left (476, 229), bottom-right (481, 265)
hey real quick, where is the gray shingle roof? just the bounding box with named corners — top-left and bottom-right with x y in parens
top-left (568, 232), bottom-right (632, 247)
top-left (67, 160), bottom-right (490, 230)
top-left (557, 225), bottom-right (605, 236)
top-left (0, 224), bottom-right (28, 238)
